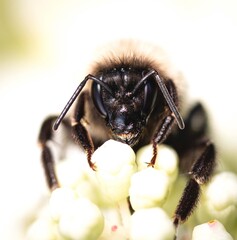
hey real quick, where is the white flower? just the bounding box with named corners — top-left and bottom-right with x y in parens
top-left (192, 220), bottom-right (233, 240)
top-left (58, 197), bottom-right (104, 240)
top-left (49, 187), bottom-right (75, 220)
top-left (92, 140), bottom-right (136, 202)
top-left (130, 207), bottom-right (175, 240)
top-left (197, 171), bottom-right (237, 224)
top-left (26, 140), bottom-right (237, 240)
top-left (136, 144), bottom-right (178, 182)
top-left (129, 167), bottom-right (170, 210)
top-left (50, 188), bottom-right (104, 240)
top-left (205, 172), bottom-right (237, 212)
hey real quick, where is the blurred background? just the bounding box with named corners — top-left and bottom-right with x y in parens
top-left (0, 0), bottom-right (237, 239)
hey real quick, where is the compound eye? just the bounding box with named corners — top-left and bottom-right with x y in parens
top-left (92, 82), bottom-right (107, 118)
top-left (142, 80), bottom-right (158, 115)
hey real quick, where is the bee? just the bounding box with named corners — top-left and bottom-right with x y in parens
top-left (38, 40), bottom-right (216, 231)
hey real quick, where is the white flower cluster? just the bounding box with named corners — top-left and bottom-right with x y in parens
top-left (26, 140), bottom-right (236, 240)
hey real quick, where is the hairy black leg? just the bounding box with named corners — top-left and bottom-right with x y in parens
top-left (38, 116), bottom-right (70, 190)
top-left (173, 141), bottom-right (216, 227)
top-left (149, 79), bottom-right (179, 166)
top-left (71, 91), bottom-right (95, 169)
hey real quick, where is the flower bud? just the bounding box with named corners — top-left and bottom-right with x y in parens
top-left (58, 197), bottom-right (104, 240)
top-left (92, 140), bottom-right (136, 202)
top-left (136, 144), bottom-right (178, 182)
top-left (129, 168), bottom-right (169, 210)
top-left (49, 187), bottom-right (75, 220)
top-left (192, 220), bottom-right (233, 240)
top-left (130, 207), bottom-right (175, 240)
top-left (205, 172), bottom-right (237, 212)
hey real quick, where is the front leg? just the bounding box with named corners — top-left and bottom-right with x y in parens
top-left (149, 115), bottom-right (175, 166)
top-left (149, 79), bottom-right (179, 166)
top-left (38, 116), bottom-right (70, 190)
top-left (71, 91), bottom-right (95, 170)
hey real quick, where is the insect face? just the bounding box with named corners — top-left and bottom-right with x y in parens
top-left (92, 67), bottom-right (158, 146)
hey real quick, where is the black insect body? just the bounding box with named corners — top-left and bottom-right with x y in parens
top-left (38, 43), bottom-right (216, 234)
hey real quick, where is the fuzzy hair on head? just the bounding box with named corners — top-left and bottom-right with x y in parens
top-left (88, 39), bottom-right (185, 104)
top-left (90, 39), bottom-right (180, 80)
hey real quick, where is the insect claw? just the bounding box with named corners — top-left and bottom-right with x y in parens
top-left (146, 161), bottom-right (155, 168)
top-left (89, 161), bottom-right (97, 171)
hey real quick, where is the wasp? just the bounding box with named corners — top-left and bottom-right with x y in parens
top-left (38, 40), bottom-right (216, 230)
